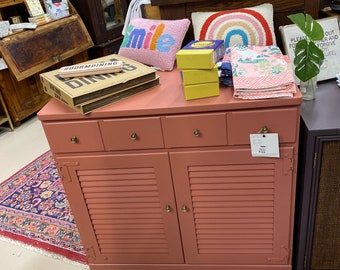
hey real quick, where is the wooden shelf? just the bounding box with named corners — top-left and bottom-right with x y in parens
top-left (0, 0), bottom-right (25, 9)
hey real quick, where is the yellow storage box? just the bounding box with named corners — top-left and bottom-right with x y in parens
top-left (181, 64), bottom-right (219, 85)
top-left (176, 40), bottom-right (224, 70)
top-left (183, 81), bottom-right (220, 100)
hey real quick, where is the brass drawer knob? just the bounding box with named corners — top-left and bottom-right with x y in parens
top-left (259, 126), bottom-right (269, 134)
top-left (70, 136), bottom-right (78, 143)
top-left (130, 132), bottom-right (138, 140)
top-left (193, 129), bottom-right (200, 137)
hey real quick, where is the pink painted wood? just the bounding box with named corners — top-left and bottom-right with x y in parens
top-left (38, 68), bottom-right (302, 270)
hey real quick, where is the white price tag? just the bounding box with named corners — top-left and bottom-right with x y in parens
top-left (250, 133), bottom-right (280, 158)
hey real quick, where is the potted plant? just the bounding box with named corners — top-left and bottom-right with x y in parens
top-left (287, 13), bottom-right (325, 100)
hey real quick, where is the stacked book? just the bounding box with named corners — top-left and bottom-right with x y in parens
top-left (40, 54), bottom-right (159, 114)
top-left (175, 40), bottom-right (224, 100)
top-left (227, 45), bottom-right (296, 99)
top-left (24, 0), bottom-right (51, 25)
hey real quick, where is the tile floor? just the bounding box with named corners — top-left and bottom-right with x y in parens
top-left (0, 116), bottom-right (89, 270)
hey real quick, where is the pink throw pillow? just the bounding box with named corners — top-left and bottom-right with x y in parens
top-left (118, 17), bottom-right (190, 71)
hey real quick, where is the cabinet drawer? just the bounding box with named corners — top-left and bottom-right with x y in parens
top-left (43, 121), bottom-right (104, 153)
top-left (99, 117), bottom-right (164, 150)
top-left (227, 107), bottom-right (299, 145)
top-left (162, 113), bottom-right (227, 148)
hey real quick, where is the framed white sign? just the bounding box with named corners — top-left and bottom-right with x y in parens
top-left (280, 17), bottom-right (340, 82)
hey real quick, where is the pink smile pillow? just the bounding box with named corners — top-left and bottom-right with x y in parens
top-left (118, 17), bottom-right (191, 71)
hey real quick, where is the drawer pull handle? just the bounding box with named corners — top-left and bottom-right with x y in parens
top-left (193, 129), bottom-right (200, 137)
top-left (130, 132), bottom-right (138, 140)
top-left (165, 205), bottom-right (172, 213)
top-left (70, 136), bottom-right (78, 144)
top-left (182, 205), bottom-right (189, 213)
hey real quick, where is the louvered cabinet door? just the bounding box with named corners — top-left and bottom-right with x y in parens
top-left (57, 152), bottom-right (184, 264)
top-left (170, 147), bottom-right (296, 265)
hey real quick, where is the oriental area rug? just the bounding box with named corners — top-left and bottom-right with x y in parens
top-left (0, 151), bottom-right (88, 264)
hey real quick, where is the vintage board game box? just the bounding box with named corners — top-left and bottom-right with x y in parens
top-left (176, 40), bottom-right (224, 69)
top-left (40, 54), bottom-right (157, 107)
top-left (183, 81), bottom-right (220, 100)
top-left (71, 76), bottom-right (159, 114)
top-left (181, 64), bottom-right (219, 85)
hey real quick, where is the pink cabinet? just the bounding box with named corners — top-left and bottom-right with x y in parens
top-left (170, 148), bottom-right (295, 265)
top-left (56, 153), bottom-right (184, 264)
top-left (38, 69), bottom-right (302, 270)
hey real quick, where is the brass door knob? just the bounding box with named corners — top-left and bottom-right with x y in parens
top-left (165, 205), bottom-right (172, 213)
top-left (182, 205), bottom-right (189, 213)
top-left (193, 129), bottom-right (200, 137)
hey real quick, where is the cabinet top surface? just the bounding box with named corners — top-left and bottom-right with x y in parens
top-left (301, 80), bottom-right (340, 132)
top-left (38, 69), bottom-right (302, 121)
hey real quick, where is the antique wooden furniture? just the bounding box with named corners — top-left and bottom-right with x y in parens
top-left (0, 0), bottom-right (93, 125)
top-left (71, 0), bottom-right (129, 59)
top-left (293, 80), bottom-right (340, 270)
top-left (0, 91), bottom-right (14, 131)
top-left (38, 69), bottom-right (302, 270)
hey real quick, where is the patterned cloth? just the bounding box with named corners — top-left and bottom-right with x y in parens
top-left (228, 45), bottom-right (296, 99)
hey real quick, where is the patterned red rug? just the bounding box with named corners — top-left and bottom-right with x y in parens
top-left (0, 151), bottom-right (88, 264)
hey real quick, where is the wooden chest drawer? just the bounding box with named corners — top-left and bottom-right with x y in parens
top-left (162, 113), bottom-right (227, 148)
top-left (99, 117), bottom-right (164, 150)
top-left (227, 107), bottom-right (299, 145)
top-left (42, 121), bottom-right (104, 153)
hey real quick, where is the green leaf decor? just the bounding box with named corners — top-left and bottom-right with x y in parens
top-left (287, 13), bottom-right (325, 82)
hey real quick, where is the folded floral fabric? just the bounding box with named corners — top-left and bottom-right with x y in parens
top-left (229, 45), bottom-right (296, 99)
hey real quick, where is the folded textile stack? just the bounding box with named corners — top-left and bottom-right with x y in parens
top-left (228, 45), bottom-right (296, 99)
top-left (218, 48), bottom-right (233, 87)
